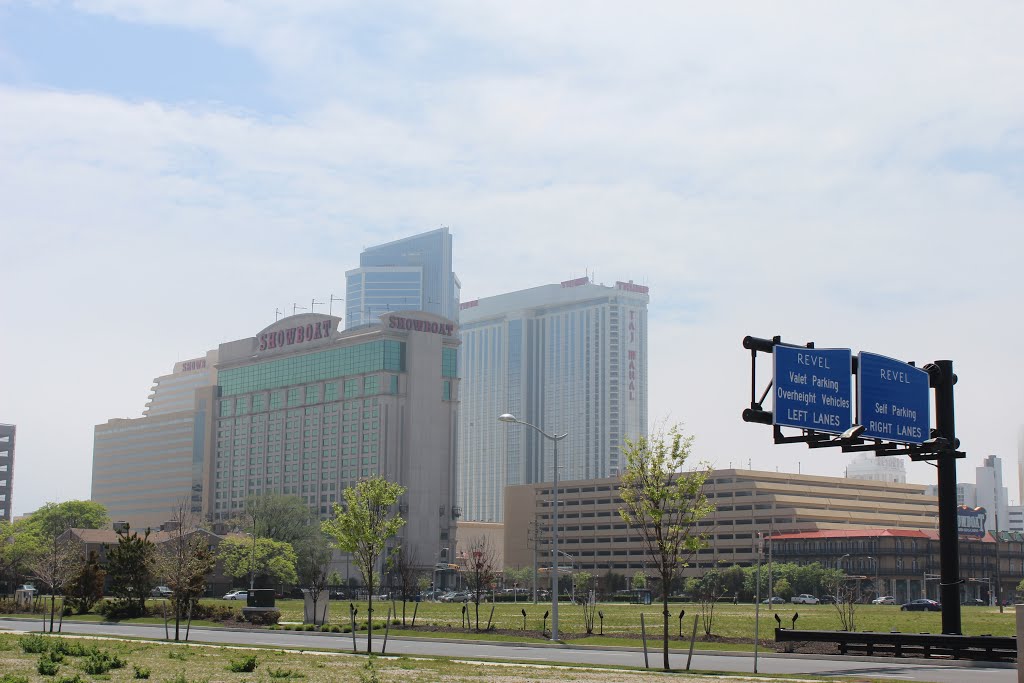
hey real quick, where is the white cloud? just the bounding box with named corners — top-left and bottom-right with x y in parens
top-left (2, 2), bottom-right (1023, 514)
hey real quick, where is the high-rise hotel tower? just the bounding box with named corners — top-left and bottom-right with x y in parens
top-left (345, 227), bottom-right (461, 329)
top-left (457, 277), bottom-right (649, 522)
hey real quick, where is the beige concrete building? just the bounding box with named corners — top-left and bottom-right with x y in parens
top-left (504, 468), bottom-right (939, 577)
top-left (207, 311), bottom-right (459, 573)
top-left (92, 353), bottom-right (218, 530)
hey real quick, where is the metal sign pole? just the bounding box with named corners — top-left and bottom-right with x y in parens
top-left (932, 360), bottom-right (962, 635)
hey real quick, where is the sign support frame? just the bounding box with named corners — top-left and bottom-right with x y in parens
top-left (741, 335), bottom-right (965, 635)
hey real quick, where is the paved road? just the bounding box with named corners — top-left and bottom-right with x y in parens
top-left (0, 618), bottom-right (1014, 683)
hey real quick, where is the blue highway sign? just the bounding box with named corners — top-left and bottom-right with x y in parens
top-left (773, 346), bottom-right (853, 434)
top-left (857, 351), bottom-right (930, 444)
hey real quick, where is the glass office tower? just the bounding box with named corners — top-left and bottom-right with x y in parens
top-left (457, 277), bottom-right (649, 522)
top-left (345, 228), bottom-right (460, 329)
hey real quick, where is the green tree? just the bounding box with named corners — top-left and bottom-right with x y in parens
top-left (106, 524), bottom-right (157, 617)
top-left (218, 536), bottom-right (298, 587)
top-left (687, 568), bottom-right (728, 636)
top-left (602, 570), bottom-right (627, 597)
top-left (321, 476), bottom-right (406, 653)
top-left (66, 550), bottom-right (105, 615)
top-left (244, 493), bottom-right (317, 545)
top-left (21, 501), bottom-right (107, 630)
top-left (157, 501), bottom-right (215, 641)
top-left (0, 519), bottom-right (37, 596)
top-left (773, 577), bottom-right (794, 601)
top-left (631, 571), bottom-right (647, 591)
top-left (295, 531), bottom-right (333, 626)
top-left (618, 423), bottom-right (713, 672)
top-left (720, 564), bottom-right (746, 602)
top-left (20, 501), bottom-right (109, 542)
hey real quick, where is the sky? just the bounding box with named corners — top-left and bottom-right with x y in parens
top-left (1, 1), bottom-right (1022, 517)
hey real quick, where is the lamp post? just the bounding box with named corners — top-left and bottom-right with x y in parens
top-left (557, 550), bottom-right (577, 602)
top-left (499, 413), bottom-right (567, 641)
top-left (837, 554), bottom-right (850, 603)
top-left (866, 556), bottom-right (879, 600)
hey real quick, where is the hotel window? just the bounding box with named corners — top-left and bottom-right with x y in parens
top-left (344, 379), bottom-right (359, 398)
top-left (324, 382), bottom-right (338, 401)
top-left (305, 385), bottom-right (320, 404)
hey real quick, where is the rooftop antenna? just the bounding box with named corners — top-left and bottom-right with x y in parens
top-left (275, 307), bottom-right (283, 321)
top-left (311, 298), bottom-right (324, 313)
top-left (329, 294), bottom-right (344, 316)
top-left (293, 303), bottom-right (307, 315)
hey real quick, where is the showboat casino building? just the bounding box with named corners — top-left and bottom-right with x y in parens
top-left (93, 310), bottom-right (460, 573)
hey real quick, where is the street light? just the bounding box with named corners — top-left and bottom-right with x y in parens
top-left (557, 550), bottom-right (577, 602)
top-left (866, 556), bottom-right (879, 600)
top-left (499, 413), bottom-right (567, 641)
top-left (837, 554), bottom-right (850, 604)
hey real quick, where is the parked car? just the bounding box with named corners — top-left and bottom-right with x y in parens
top-left (151, 586), bottom-right (173, 598)
top-left (222, 590), bottom-right (248, 601)
top-left (817, 595), bottom-right (836, 604)
top-left (791, 594), bottom-right (819, 604)
top-left (901, 598), bottom-right (940, 612)
top-left (962, 598), bottom-right (985, 606)
top-left (871, 595), bottom-right (895, 605)
top-left (441, 591), bottom-right (470, 603)
top-left (761, 596), bottom-right (785, 604)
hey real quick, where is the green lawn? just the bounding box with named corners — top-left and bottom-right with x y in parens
top-left (0, 630), bottom-right (842, 683)
top-left (13, 598), bottom-right (1014, 644)
top-left (243, 598), bottom-right (1017, 639)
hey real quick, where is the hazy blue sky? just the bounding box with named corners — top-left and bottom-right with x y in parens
top-left (2, 1), bottom-right (1022, 516)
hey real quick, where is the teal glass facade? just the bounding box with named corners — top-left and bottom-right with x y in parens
top-left (219, 340), bottom-right (404, 397)
top-left (442, 347), bottom-right (458, 378)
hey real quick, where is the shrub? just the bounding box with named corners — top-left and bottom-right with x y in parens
top-left (227, 655), bottom-right (258, 673)
top-left (0, 597), bottom-right (24, 614)
top-left (56, 675), bottom-right (83, 683)
top-left (168, 648), bottom-right (190, 661)
top-left (245, 609), bottom-right (281, 626)
top-left (53, 640), bottom-right (93, 657)
top-left (98, 599), bottom-right (149, 620)
top-left (358, 657), bottom-right (381, 683)
top-left (187, 602), bottom-right (237, 622)
top-left (37, 655), bottom-right (60, 676)
top-left (19, 634), bottom-right (50, 653)
top-left (0, 674), bottom-right (30, 683)
top-left (82, 650), bottom-right (125, 675)
top-left (268, 667), bottom-right (304, 679)
top-left (133, 665), bottom-right (151, 679)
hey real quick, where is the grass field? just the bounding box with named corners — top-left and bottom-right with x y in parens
top-left (12, 598), bottom-right (1015, 645)
top-left (243, 598), bottom-right (1017, 640)
top-left (0, 631), bottom-right (838, 683)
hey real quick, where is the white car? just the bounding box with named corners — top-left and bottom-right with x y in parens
top-left (872, 595), bottom-right (896, 605)
top-left (791, 594), bottom-right (820, 604)
top-left (222, 590), bottom-right (248, 601)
